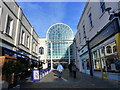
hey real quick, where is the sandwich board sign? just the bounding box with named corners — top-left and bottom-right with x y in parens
top-left (31, 69), bottom-right (40, 81)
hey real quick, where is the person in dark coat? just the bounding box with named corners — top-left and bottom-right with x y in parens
top-left (72, 64), bottom-right (77, 78)
top-left (68, 63), bottom-right (73, 76)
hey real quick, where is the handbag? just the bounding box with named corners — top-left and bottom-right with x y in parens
top-left (59, 70), bottom-right (63, 72)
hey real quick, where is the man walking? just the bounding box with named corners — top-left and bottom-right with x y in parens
top-left (57, 63), bottom-right (64, 78)
top-left (72, 63), bottom-right (77, 78)
top-left (68, 63), bottom-right (73, 76)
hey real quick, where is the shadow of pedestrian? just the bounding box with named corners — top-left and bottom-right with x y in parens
top-left (54, 74), bottom-right (58, 77)
top-left (52, 69), bottom-right (70, 81)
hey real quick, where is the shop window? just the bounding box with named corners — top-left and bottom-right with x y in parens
top-left (93, 51), bottom-right (98, 59)
top-left (94, 60), bottom-right (100, 70)
top-left (106, 46), bottom-right (112, 54)
top-left (113, 46), bottom-right (117, 53)
top-left (101, 47), bottom-right (105, 54)
top-left (106, 55), bottom-right (120, 72)
top-left (86, 59), bottom-right (90, 70)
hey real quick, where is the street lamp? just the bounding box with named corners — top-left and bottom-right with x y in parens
top-left (38, 56), bottom-right (41, 68)
top-left (83, 29), bottom-right (94, 76)
top-left (105, 7), bottom-right (120, 20)
top-left (86, 40), bottom-right (93, 76)
top-left (105, 7), bottom-right (112, 15)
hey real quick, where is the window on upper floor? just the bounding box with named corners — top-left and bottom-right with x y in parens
top-left (21, 30), bottom-right (25, 45)
top-left (39, 47), bottom-right (44, 55)
top-left (100, 1), bottom-right (106, 13)
top-left (89, 13), bottom-right (93, 28)
top-left (0, 7), bottom-right (2, 30)
top-left (5, 15), bottom-right (13, 36)
top-left (32, 42), bottom-right (35, 52)
top-left (26, 35), bottom-right (30, 48)
top-left (36, 44), bottom-right (37, 53)
top-left (0, 7), bottom-right (2, 19)
top-left (79, 32), bottom-right (81, 43)
top-left (83, 25), bottom-right (86, 40)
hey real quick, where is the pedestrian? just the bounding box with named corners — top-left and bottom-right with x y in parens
top-left (72, 63), bottom-right (77, 78)
top-left (68, 63), bottom-right (73, 76)
top-left (57, 63), bottom-right (64, 78)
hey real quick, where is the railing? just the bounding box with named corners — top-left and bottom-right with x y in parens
top-left (39, 68), bottom-right (51, 79)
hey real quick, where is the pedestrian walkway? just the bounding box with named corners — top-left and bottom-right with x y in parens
top-left (20, 69), bottom-right (120, 88)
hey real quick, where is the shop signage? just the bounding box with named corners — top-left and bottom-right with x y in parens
top-left (80, 46), bottom-right (88, 56)
top-left (31, 69), bottom-right (40, 81)
top-left (89, 18), bottom-right (120, 49)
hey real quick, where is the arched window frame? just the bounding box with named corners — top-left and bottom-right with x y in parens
top-left (106, 46), bottom-right (112, 54)
top-left (39, 47), bottom-right (44, 55)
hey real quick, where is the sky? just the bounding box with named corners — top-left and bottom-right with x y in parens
top-left (18, 2), bottom-right (86, 38)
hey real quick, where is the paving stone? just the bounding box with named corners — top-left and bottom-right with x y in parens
top-left (20, 69), bottom-right (120, 88)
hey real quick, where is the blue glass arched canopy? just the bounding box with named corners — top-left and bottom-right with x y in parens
top-left (47, 23), bottom-right (73, 41)
top-left (46, 23), bottom-right (74, 60)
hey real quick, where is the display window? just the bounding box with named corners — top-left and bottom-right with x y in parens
top-left (92, 41), bottom-right (120, 72)
top-left (81, 53), bottom-right (90, 70)
top-left (92, 50), bottom-right (101, 71)
top-left (86, 59), bottom-right (90, 70)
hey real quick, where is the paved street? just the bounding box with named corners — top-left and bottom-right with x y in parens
top-left (19, 69), bottom-right (120, 89)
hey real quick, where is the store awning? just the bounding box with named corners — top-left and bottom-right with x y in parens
top-left (1, 46), bottom-right (30, 60)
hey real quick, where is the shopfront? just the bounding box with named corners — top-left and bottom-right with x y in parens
top-left (80, 46), bottom-right (90, 74)
top-left (89, 18), bottom-right (120, 81)
top-left (91, 36), bottom-right (120, 77)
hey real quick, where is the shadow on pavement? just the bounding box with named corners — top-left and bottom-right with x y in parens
top-left (18, 69), bottom-right (120, 89)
